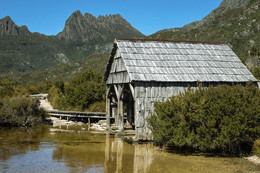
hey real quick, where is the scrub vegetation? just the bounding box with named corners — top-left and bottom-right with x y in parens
top-left (0, 79), bottom-right (48, 127)
top-left (48, 70), bottom-right (106, 112)
top-left (148, 83), bottom-right (260, 155)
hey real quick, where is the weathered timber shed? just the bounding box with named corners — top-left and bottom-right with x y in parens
top-left (104, 38), bottom-right (258, 140)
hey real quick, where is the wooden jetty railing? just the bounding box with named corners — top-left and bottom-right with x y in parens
top-left (47, 110), bottom-right (108, 124)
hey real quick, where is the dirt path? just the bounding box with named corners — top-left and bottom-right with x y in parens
top-left (246, 155), bottom-right (260, 165)
top-left (40, 99), bottom-right (53, 111)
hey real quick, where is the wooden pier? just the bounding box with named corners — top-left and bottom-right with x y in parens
top-left (47, 110), bottom-right (110, 124)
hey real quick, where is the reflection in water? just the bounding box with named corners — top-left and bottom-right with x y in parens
top-left (104, 135), bottom-right (125, 173)
top-left (103, 134), bottom-right (154, 173)
top-left (104, 133), bottom-right (110, 172)
top-left (105, 135), bottom-right (124, 173)
top-left (133, 144), bottom-right (153, 173)
top-left (115, 136), bottom-right (123, 173)
top-left (0, 126), bottom-right (259, 173)
top-left (51, 131), bottom-right (105, 173)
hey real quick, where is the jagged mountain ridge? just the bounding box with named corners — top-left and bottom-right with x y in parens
top-left (0, 16), bottom-right (31, 36)
top-left (0, 11), bottom-right (144, 75)
top-left (57, 10), bottom-right (143, 42)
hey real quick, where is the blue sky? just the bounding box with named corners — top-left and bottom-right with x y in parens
top-left (0, 0), bottom-right (222, 36)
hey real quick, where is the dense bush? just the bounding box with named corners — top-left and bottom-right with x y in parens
top-left (25, 81), bottom-right (52, 95)
top-left (48, 70), bottom-right (106, 111)
top-left (250, 67), bottom-right (260, 80)
top-left (0, 97), bottom-right (47, 127)
top-left (47, 86), bottom-right (63, 109)
top-left (0, 79), bottom-right (48, 127)
top-left (0, 79), bottom-right (17, 98)
top-left (86, 101), bottom-right (106, 112)
top-left (64, 71), bottom-right (105, 110)
top-left (148, 83), bottom-right (260, 155)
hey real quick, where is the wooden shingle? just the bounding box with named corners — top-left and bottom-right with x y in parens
top-left (104, 39), bottom-right (257, 84)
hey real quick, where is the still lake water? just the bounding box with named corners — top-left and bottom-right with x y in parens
top-left (0, 125), bottom-right (259, 173)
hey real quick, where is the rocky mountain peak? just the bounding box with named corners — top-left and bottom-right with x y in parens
top-left (0, 16), bottom-right (31, 36)
top-left (84, 13), bottom-right (96, 20)
top-left (72, 10), bottom-right (83, 17)
top-left (57, 11), bottom-right (144, 42)
top-left (19, 25), bottom-right (31, 35)
top-left (3, 16), bottom-right (12, 21)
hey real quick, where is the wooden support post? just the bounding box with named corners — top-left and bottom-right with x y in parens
top-left (118, 98), bottom-right (124, 132)
top-left (114, 85), bottom-right (119, 99)
top-left (113, 97), bottom-right (118, 126)
top-left (129, 83), bottom-right (135, 99)
top-left (88, 118), bottom-right (90, 126)
top-left (117, 84), bottom-right (124, 132)
top-left (106, 85), bottom-right (111, 130)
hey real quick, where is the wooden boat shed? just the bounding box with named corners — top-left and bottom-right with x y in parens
top-left (103, 38), bottom-right (258, 141)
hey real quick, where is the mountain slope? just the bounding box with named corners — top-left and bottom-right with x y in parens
top-left (0, 53), bottom-right (110, 84)
top-left (0, 31), bottom-right (71, 73)
top-left (183, 0), bottom-right (252, 29)
top-left (0, 11), bottom-right (144, 75)
top-left (148, 0), bottom-right (260, 61)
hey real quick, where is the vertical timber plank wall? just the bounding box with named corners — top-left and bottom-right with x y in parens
top-left (134, 82), bottom-right (197, 140)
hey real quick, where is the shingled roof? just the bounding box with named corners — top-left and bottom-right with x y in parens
top-left (104, 39), bottom-right (257, 83)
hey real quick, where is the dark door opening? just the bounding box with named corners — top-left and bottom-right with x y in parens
top-left (122, 85), bottom-right (135, 130)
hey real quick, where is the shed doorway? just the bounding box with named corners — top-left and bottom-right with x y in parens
top-left (122, 84), bottom-right (135, 130)
top-left (107, 84), bottom-right (135, 131)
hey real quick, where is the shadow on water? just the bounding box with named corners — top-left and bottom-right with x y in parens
top-left (0, 125), bottom-right (259, 173)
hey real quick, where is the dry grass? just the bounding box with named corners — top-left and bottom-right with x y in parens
top-left (253, 140), bottom-right (260, 157)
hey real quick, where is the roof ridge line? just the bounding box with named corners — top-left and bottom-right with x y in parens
top-left (115, 38), bottom-right (226, 45)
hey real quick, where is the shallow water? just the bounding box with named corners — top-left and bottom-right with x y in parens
top-left (0, 125), bottom-right (259, 173)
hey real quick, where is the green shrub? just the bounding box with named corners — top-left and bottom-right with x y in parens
top-left (49, 70), bottom-right (105, 111)
top-left (47, 86), bottom-right (64, 109)
top-left (250, 67), bottom-right (260, 80)
top-left (148, 83), bottom-right (260, 155)
top-left (86, 101), bottom-right (106, 112)
top-left (0, 79), bottom-right (17, 98)
top-left (0, 97), bottom-right (47, 127)
top-left (25, 81), bottom-right (52, 95)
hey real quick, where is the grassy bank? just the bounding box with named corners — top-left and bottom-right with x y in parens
top-left (253, 140), bottom-right (260, 157)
